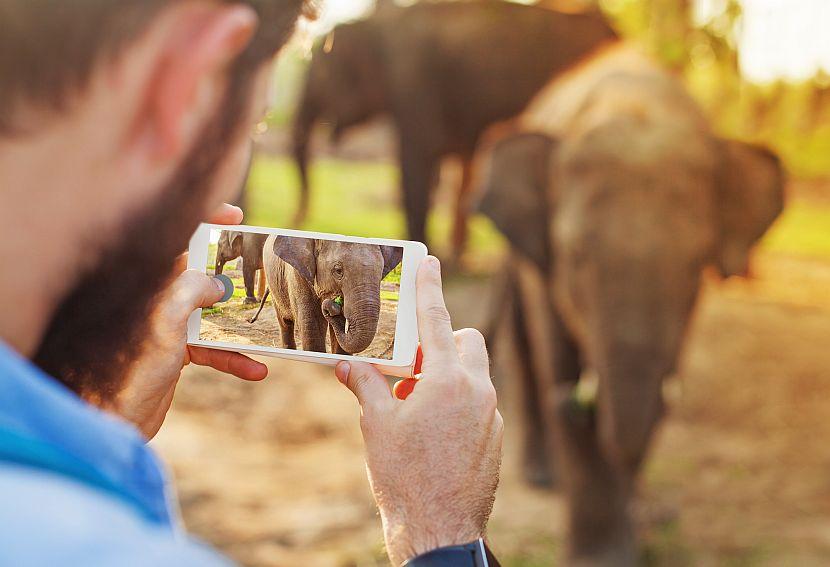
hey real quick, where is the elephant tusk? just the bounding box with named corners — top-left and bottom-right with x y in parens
top-left (345, 319), bottom-right (350, 334)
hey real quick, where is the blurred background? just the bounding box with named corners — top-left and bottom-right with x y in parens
top-left (154, 0), bottom-right (830, 565)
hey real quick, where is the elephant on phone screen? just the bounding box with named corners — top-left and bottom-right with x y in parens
top-left (214, 230), bottom-right (268, 305)
top-left (479, 47), bottom-right (785, 565)
top-left (292, 1), bottom-right (617, 259)
top-left (256, 235), bottom-right (402, 354)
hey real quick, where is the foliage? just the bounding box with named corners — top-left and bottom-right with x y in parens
top-left (601, 0), bottom-right (830, 178)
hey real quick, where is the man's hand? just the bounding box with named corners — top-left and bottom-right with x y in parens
top-left (334, 256), bottom-right (503, 566)
top-left (116, 204), bottom-right (267, 439)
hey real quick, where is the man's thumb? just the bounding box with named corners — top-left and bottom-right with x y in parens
top-left (335, 362), bottom-right (392, 410)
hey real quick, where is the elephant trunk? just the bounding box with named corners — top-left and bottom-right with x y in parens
top-left (595, 344), bottom-right (668, 479)
top-left (325, 284), bottom-right (381, 355)
top-left (291, 75), bottom-right (320, 228)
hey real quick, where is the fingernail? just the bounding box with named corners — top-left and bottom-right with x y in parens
top-left (213, 275), bottom-right (234, 303)
top-left (335, 362), bottom-right (350, 385)
top-left (427, 256), bottom-right (440, 273)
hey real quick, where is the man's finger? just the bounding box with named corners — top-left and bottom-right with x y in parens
top-left (208, 203), bottom-right (243, 225)
top-left (174, 252), bottom-right (189, 274)
top-left (335, 361), bottom-right (393, 412)
top-left (454, 328), bottom-right (491, 383)
top-left (165, 269), bottom-right (227, 322)
top-left (188, 346), bottom-right (268, 380)
top-left (415, 256), bottom-right (459, 370)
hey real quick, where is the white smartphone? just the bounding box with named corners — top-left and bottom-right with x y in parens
top-left (187, 224), bottom-right (427, 377)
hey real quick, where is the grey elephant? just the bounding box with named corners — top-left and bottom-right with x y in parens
top-left (479, 46), bottom-right (785, 565)
top-left (215, 230), bottom-right (268, 305)
top-left (253, 235), bottom-right (402, 354)
top-left (293, 1), bottom-right (617, 259)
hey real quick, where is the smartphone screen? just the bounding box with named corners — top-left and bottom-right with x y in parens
top-left (186, 224), bottom-right (425, 373)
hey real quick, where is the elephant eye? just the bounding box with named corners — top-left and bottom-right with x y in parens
top-left (333, 263), bottom-right (344, 279)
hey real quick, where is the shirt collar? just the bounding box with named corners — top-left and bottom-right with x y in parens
top-left (0, 341), bottom-right (176, 526)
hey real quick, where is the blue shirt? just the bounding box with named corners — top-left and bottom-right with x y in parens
top-left (0, 341), bottom-right (232, 566)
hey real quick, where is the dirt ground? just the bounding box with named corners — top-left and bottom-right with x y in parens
top-left (199, 264), bottom-right (399, 360)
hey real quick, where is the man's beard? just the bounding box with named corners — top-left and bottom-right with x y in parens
top-left (33, 85), bottom-right (252, 404)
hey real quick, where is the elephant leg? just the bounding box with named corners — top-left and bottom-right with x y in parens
top-left (484, 259), bottom-right (555, 488)
top-left (514, 258), bottom-right (578, 488)
top-left (450, 155), bottom-right (475, 264)
top-left (481, 263), bottom-right (515, 358)
top-left (257, 269), bottom-right (267, 301)
top-left (278, 319), bottom-right (295, 350)
top-left (242, 256), bottom-right (258, 305)
top-left (296, 313), bottom-right (327, 353)
top-left (510, 275), bottom-right (554, 487)
top-left (399, 138), bottom-right (438, 247)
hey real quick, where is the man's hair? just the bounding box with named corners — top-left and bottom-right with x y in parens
top-left (0, 0), bottom-right (316, 135)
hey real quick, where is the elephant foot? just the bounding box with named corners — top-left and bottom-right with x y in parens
top-left (567, 522), bottom-right (638, 567)
top-left (632, 498), bottom-right (678, 530)
top-left (522, 448), bottom-right (557, 489)
top-left (567, 542), bottom-right (638, 567)
top-left (243, 296), bottom-right (258, 306)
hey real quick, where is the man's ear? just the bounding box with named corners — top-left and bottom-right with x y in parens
top-left (136, 4), bottom-right (259, 161)
top-left (478, 132), bottom-right (556, 273)
top-left (273, 237), bottom-right (317, 284)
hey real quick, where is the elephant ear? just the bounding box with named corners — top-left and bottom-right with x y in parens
top-left (273, 236), bottom-right (317, 284)
top-left (714, 139), bottom-right (785, 278)
top-left (478, 132), bottom-right (556, 273)
top-left (380, 246), bottom-right (403, 279)
top-left (229, 231), bottom-right (244, 250)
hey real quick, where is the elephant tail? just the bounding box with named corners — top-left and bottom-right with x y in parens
top-left (248, 288), bottom-right (271, 324)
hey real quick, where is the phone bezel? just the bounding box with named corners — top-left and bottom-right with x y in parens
top-left (186, 223), bottom-right (425, 373)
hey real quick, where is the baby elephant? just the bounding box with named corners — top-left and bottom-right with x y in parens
top-left (256, 235), bottom-right (402, 354)
top-left (215, 230), bottom-right (267, 304)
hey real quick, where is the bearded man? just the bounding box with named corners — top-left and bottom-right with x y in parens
top-left (0, 2), bottom-right (502, 565)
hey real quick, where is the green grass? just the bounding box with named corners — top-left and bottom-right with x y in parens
top-left (380, 289), bottom-right (399, 302)
top-left (498, 536), bottom-right (560, 567)
top-left (246, 155), bottom-right (404, 237)
top-left (642, 518), bottom-right (696, 567)
top-left (245, 155), bottom-right (506, 261)
top-left (385, 263), bottom-right (402, 284)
